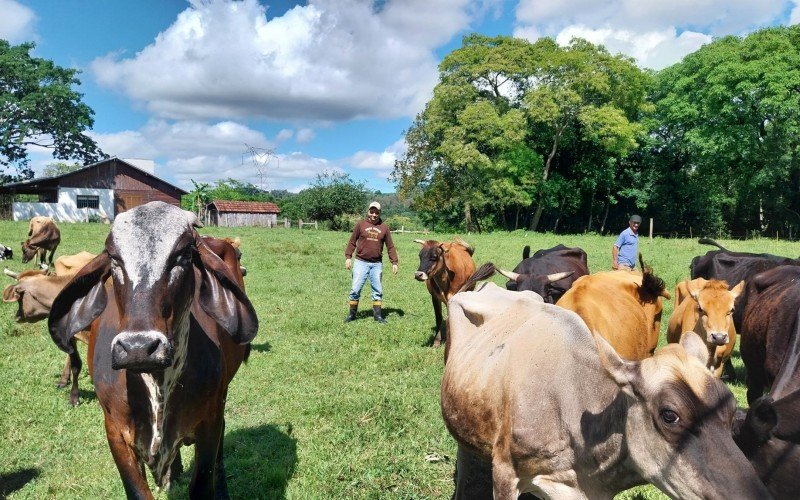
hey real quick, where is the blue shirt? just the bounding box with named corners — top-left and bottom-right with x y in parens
top-left (614, 227), bottom-right (639, 268)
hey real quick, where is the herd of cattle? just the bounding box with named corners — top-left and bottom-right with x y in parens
top-left (3, 206), bottom-right (800, 498)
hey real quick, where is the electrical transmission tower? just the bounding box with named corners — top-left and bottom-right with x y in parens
top-left (243, 144), bottom-right (278, 192)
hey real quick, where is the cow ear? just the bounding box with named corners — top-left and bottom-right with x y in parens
top-left (688, 278), bottom-right (704, 301)
top-left (2, 284), bottom-right (20, 302)
top-left (730, 280), bottom-right (745, 299)
top-left (593, 331), bottom-right (639, 398)
top-left (194, 236), bottom-right (258, 344)
top-left (679, 331), bottom-right (709, 365)
top-left (48, 252), bottom-right (111, 354)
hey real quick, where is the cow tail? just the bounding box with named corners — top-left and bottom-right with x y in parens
top-left (698, 238), bottom-right (728, 251)
top-left (457, 263), bottom-right (496, 294)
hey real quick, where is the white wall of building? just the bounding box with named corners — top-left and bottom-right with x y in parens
top-left (13, 187), bottom-right (115, 223)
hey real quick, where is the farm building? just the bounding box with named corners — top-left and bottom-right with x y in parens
top-left (0, 157), bottom-right (187, 222)
top-left (207, 200), bottom-right (281, 227)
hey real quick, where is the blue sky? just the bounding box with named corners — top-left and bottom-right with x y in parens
top-left (3, 0), bottom-right (798, 193)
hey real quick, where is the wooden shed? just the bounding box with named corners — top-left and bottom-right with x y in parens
top-left (0, 157), bottom-right (187, 222)
top-left (207, 200), bottom-right (281, 227)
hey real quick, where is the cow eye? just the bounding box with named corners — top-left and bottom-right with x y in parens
top-left (660, 409), bottom-right (680, 424)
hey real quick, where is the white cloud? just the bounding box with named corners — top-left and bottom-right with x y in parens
top-left (295, 128), bottom-right (315, 144)
top-left (91, 0), bottom-right (494, 122)
top-left (276, 129), bottom-right (294, 142)
top-left (0, 0), bottom-right (36, 43)
top-left (346, 138), bottom-right (406, 171)
top-left (791, 0), bottom-right (800, 24)
top-left (514, 0), bottom-right (791, 69)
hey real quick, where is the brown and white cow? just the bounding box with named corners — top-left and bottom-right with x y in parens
top-left (442, 283), bottom-right (769, 499)
top-left (48, 201), bottom-right (258, 498)
top-left (21, 216), bottom-right (61, 268)
top-left (556, 262), bottom-right (671, 361)
top-left (414, 238), bottom-right (476, 347)
top-left (3, 254), bottom-right (96, 405)
top-left (667, 278), bottom-right (744, 377)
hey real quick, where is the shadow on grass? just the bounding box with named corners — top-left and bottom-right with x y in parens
top-left (251, 341), bottom-right (272, 354)
top-left (0, 467), bottom-right (40, 497)
top-left (168, 423), bottom-right (297, 499)
top-left (346, 308), bottom-right (405, 322)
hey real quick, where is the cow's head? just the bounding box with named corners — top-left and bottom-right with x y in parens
top-left (20, 240), bottom-right (39, 264)
top-left (48, 201), bottom-right (258, 373)
top-left (497, 268), bottom-right (573, 303)
top-left (414, 239), bottom-right (446, 281)
top-left (596, 331), bottom-right (770, 498)
top-left (2, 269), bottom-right (54, 322)
top-left (687, 278), bottom-right (744, 346)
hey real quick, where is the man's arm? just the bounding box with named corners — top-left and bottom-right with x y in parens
top-left (345, 221), bottom-right (361, 269)
top-left (384, 228), bottom-right (399, 275)
top-left (612, 245), bottom-right (620, 270)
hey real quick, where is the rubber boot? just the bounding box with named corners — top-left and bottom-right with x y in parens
top-left (373, 301), bottom-right (387, 323)
top-left (344, 301), bottom-right (358, 323)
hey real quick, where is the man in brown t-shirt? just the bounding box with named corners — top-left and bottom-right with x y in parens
top-left (344, 201), bottom-right (398, 323)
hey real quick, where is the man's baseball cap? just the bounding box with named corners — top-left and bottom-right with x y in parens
top-left (629, 214), bottom-right (642, 223)
top-left (369, 201), bottom-right (381, 211)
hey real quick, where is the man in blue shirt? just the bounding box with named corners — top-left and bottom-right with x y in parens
top-left (612, 215), bottom-right (642, 270)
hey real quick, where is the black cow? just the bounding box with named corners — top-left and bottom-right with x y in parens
top-left (498, 244), bottom-right (589, 303)
top-left (48, 202), bottom-right (258, 498)
top-left (733, 265), bottom-right (800, 498)
top-left (0, 244), bottom-right (12, 260)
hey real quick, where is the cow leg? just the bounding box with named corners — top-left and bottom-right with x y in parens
top-left (67, 345), bottom-right (82, 407)
top-left (105, 422), bottom-right (153, 499)
top-left (57, 354), bottom-right (71, 389)
top-left (169, 449), bottom-right (183, 486)
top-left (190, 418), bottom-right (224, 498)
top-left (214, 418), bottom-right (230, 499)
top-left (746, 363), bottom-right (767, 405)
top-left (722, 358), bottom-right (738, 382)
top-left (491, 455), bottom-right (519, 500)
top-left (432, 297), bottom-right (444, 348)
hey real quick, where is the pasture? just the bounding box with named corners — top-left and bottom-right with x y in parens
top-left (0, 220), bottom-right (795, 499)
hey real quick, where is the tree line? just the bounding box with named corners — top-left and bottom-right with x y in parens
top-left (392, 26), bottom-right (800, 237)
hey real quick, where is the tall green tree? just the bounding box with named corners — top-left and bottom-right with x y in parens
top-left (42, 161), bottom-right (81, 177)
top-left (0, 41), bottom-right (104, 182)
top-left (650, 25), bottom-right (800, 236)
top-left (295, 172), bottom-right (368, 228)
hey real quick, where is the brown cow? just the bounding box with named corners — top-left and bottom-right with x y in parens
top-left (442, 283), bottom-right (769, 498)
top-left (53, 251), bottom-right (96, 276)
top-left (667, 278), bottom-right (744, 377)
top-left (3, 259), bottom-right (95, 405)
top-left (414, 238), bottom-right (476, 347)
top-left (48, 201), bottom-right (258, 498)
top-left (21, 216), bottom-right (61, 268)
top-left (556, 261), bottom-right (670, 361)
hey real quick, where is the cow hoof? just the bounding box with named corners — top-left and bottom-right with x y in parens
top-left (69, 395), bottom-right (80, 407)
top-left (56, 380), bottom-right (68, 389)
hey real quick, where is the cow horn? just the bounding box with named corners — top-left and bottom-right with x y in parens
top-left (496, 268), bottom-right (520, 282)
top-left (547, 271), bottom-right (574, 283)
top-left (413, 239), bottom-right (426, 245)
top-left (3, 268), bottom-right (19, 279)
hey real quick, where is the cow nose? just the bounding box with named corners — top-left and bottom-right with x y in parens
top-left (415, 271), bottom-right (428, 281)
top-left (111, 331), bottom-right (172, 371)
top-left (708, 332), bottom-right (729, 346)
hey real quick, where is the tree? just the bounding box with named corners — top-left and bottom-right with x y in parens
top-left (187, 180), bottom-right (211, 220)
top-left (296, 172), bottom-right (368, 228)
top-left (42, 161), bottom-right (81, 177)
top-left (0, 41), bottom-right (104, 182)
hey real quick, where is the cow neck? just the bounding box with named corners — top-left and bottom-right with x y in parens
top-left (432, 257), bottom-right (452, 297)
top-left (136, 311), bottom-right (191, 480)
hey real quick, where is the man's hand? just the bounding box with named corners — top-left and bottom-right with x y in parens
top-left (612, 262), bottom-right (619, 270)
top-left (345, 258), bottom-right (352, 270)
top-left (392, 263), bottom-right (398, 275)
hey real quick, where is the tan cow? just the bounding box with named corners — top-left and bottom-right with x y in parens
top-left (668, 277), bottom-right (745, 377)
top-left (53, 251), bottom-right (97, 276)
top-left (21, 216), bottom-right (61, 268)
top-left (441, 282), bottom-right (769, 499)
top-left (556, 264), bottom-right (671, 360)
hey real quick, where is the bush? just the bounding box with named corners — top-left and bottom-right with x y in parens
top-left (383, 215), bottom-right (416, 231)
top-left (331, 213), bottom-right (362, 232)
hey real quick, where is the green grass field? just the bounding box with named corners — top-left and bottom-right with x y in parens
top-left (0, 221), bottom-right (794, 499)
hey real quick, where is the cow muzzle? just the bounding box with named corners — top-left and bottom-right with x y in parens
top-left (707, 331), bottom-right (729, 346)
top-left (111, 331), bottom-right (172, 371)
top-left (414, 271), bottom-right (428, 281)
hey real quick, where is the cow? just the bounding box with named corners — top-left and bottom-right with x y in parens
top-left (497, 244), bottom-right (588, 303)
top-left (441, 282), bottom-right (769, 499)
top-left (21, 216), bottom-right (61, 268)
top-left (667, 278), bottom-right (744, 377)
top-left (47, 201), bottom-right (258, 498)
top-left (53, 251), bottom-right (96, 276)
top-left (3, 257), bottom-right (95, 405)
top-left (556, 258), bottom-right (671, 361)
top-left (0, 243), bottom-right (12, 260)
top-left (414, 238), bottom-right (476, 347)
top-left (203, 236), bottom-right (246, 276)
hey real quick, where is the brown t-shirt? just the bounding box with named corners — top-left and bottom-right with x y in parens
top-left (345, 219), bottom-right (398, 264)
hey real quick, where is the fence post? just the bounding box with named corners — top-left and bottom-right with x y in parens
top-left (649, 218), bottom-right (653, 242)
top-left (315, 221), bottom-right (318, 229)
top-left (299, 219), bottom-right (303, 229)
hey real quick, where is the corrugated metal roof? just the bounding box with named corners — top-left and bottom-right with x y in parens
top-left (209, 200), bottom-right (281, 213)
